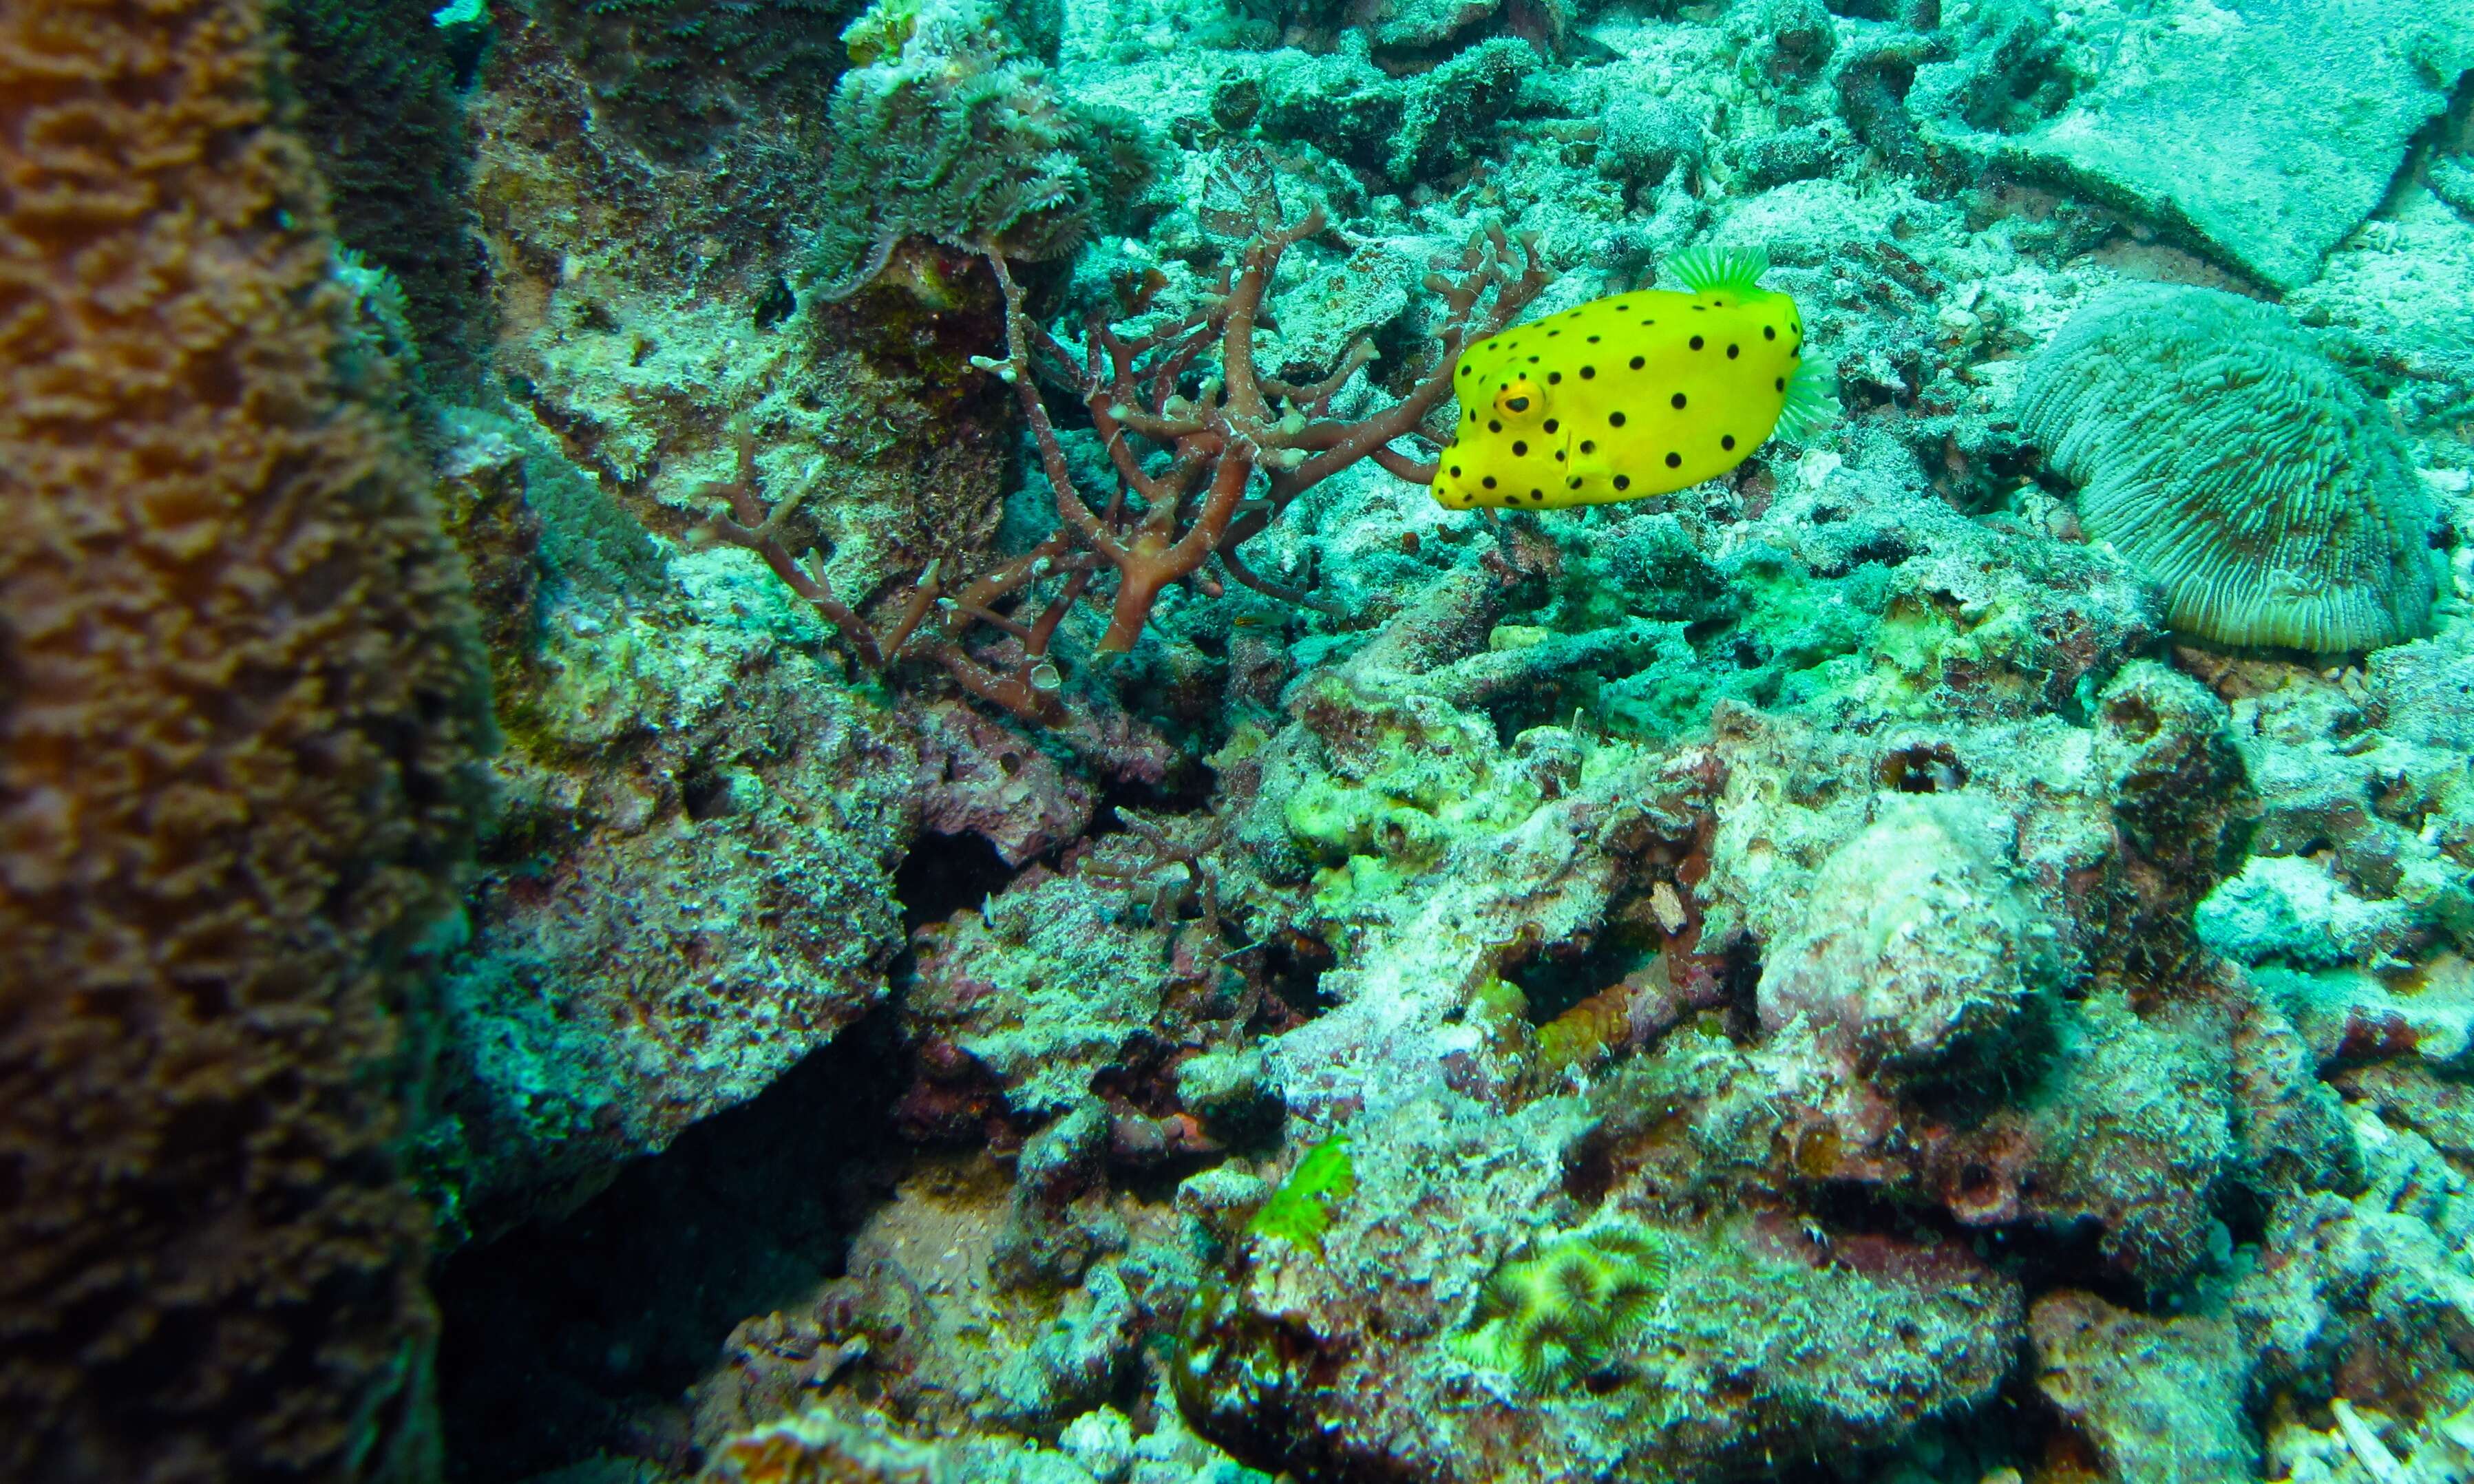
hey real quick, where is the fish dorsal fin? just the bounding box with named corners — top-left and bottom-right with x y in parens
top-left (1665, 244), bottom-right (1770, 298)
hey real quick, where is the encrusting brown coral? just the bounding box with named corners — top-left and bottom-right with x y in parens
top-left (706, 207), bottom-right (1549, 726)
top-left (0, 0), bottom-right (491, 1476)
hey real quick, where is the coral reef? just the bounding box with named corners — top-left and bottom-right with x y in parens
top-left (805, 0), bottom-right (1154, 301)
top-left (268, 0), bottom-right (491, 389)
top-left (2017, 284), bottom-right (2438, 653)
top-left (531, 0), bottom-right (853, 164)
top-left (48, 0), bottom-right (2474, 1476)
top-left (0, 0), bottom-right (492, 1475)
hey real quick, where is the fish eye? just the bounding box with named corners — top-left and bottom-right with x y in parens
top-left (1492, 378), bottom-right (1543, 418)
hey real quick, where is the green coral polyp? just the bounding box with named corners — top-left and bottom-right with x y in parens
top-left (1451, 1224), bottom-right (1671, 1393)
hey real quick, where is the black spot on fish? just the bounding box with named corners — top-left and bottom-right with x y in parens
top-left (1543, 418), bottom-right (1559, 432)
top-left (1764, 326), bottom-right (1777, 341)
top-left (1554, 449), bottom-right (1565, 461)
top-left (1483, 476), bottom-right (1497, 489)
top-left (1587, 335), bottom-right (1601, 343)
top-left (1629, 356), bottom-right (1645, 370)
top-left (1614, 474), bottom-right (1631, 491)
top-left (1609, 412), bottom-right (1627, 427)
top-left (1665, 451), bottom-right (1682, 468)
top-left (1690, 335), bottom-right (1705, 350)
top-left (1580, 440), bottom-right (1596, 453)
top-left (1450, 465), bottom-right (1463, 477)
top-left (1671, 392), bottom-right (1687, 409)
top-left (1548, 372), bottom-right (1563, 384)
top-left (1721, 435), bottom-right (1735, 450)
top-left (1529, 488), bottom-right (1542, 499)
top-left (1727, 344), bottom-right (1740, 359)
top-left (1489, 419), bottom-right (1502, 432)
top-left (1775, 377), bottom-right (1785, 391)
top-left (1568, 476), bottom-right (1582, 488)
top-left (1512, 441), bottom-right (1529, 456)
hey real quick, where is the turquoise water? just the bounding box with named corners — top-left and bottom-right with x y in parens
top-left (6, 0), bottom-right (2474, 1480)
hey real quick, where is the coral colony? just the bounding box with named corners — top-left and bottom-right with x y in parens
top-left (8, 0), bottom-right (2474, 1481)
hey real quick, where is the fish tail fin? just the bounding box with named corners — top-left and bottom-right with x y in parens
top-left (1773, 359), bottom-right (1840, 441)
top-left (1664, 243), bottom-right (1770, 298)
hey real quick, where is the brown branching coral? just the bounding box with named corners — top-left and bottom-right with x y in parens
top-left (991, 209), bottom-right (1550, 653)
top-left (701, 427), bottom-right (1086, 724)
top-left (708, 212), bottom-right (1548, 727)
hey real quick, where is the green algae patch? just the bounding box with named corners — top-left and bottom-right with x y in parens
top-left (1249, 1136), bottom-right (1356, 1253)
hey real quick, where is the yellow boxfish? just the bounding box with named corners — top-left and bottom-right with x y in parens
top-left (1430, 246), bottom-right (1835, 511)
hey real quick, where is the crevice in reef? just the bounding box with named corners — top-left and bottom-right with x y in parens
top-left (896, 829), bottom-right (1017, 937)
top-left (434, 1010), bottom-right (911, 1482)
top-left (1256, 928), bottom-right (1341, 1024)
top-left (1798, 1176), bottom-right (2155, 1316)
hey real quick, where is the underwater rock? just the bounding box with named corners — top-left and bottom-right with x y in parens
top-left (421, 423), bottom-right (921, 1235)
top-left (2007, 989), bottom-right (2241, 1286)
top-left (1756, 793), bottom-right (2054, 1077)
top-left (2199, 855), bottom-right (2420, 969)
top-left (530, 0), bottom-right (850, 165)
top-left (2030, 1290), bottom-right (2256, 1484)
top-left (429, 624), bottom-right (916, 1233)
top-left (1255, 36), bottom-right (1543, 186)
top-left (2237, 1111), bottom-right (2474, 1407)
top-left (1174, 1090), bottom-right (2021, 1483)
top-left (271, 0), bottom-right (492, 388)
top-left (1983, 0), bottom-right (2474, 288)
top-left (916, 700), bottom-right (1098, 867)
top-left (2207, 657), bottom-right (2474, 962)
top-left (905, 868), bottom-right (1204, 1117)
top-left (698, 1405), bottom-right (948, 1483)
top-left (2367, 623), bottom-right (2474, 754)
top-left (805, 0), bottom-right (1154, 300)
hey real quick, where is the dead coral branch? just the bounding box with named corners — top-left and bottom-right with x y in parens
top-left (987, 209), bottom-right (1551, 653)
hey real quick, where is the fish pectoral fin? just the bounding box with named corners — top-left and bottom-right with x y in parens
top-left (1773, 359), bottom-right (1840, 441)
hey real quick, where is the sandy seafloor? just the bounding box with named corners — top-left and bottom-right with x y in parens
top-left (15, 0), bottom-right (2474, 1479)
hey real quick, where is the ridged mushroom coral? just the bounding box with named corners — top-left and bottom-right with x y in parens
top-left (2016, 282), bottom-right (2437, 653)
top-left (0, 0), bottom-right (491, 1475)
